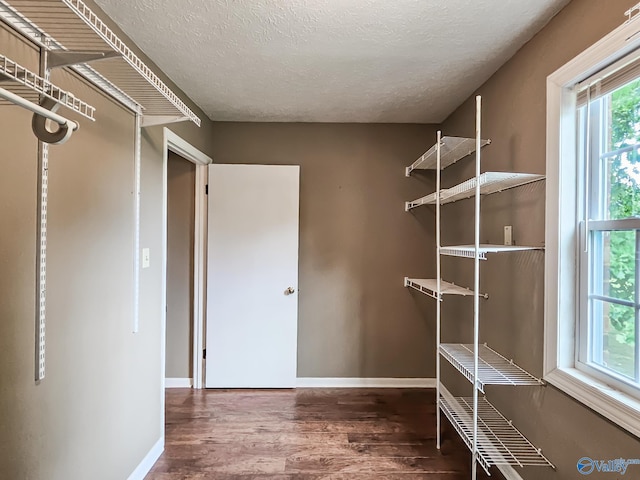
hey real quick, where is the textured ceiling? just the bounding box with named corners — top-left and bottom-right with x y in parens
top-left (94, 0), bottom-right (569, 123)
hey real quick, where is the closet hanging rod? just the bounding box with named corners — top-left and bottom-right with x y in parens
top-left (0, 85), bottom-right (78, 131)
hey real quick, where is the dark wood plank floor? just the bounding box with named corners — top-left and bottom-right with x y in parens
top-left (146, 388), bottom-right (500, 479)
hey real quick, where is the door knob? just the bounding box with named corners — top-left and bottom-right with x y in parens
top-left (284, 287), bottom-right (295, 295)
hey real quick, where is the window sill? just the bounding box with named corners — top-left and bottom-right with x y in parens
top-left (545, 367), bottom-right (640, 438)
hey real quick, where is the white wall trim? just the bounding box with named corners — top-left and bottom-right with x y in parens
top-left (165, 377), bottom-right (193, 388)
top-left (163, 127), bottom-right (213, 395)
top-left (160, 134), bottom-right (168, 435)
top-left (191, 164), bottom-right (208, 390)
top-left (545, 15), bottom-right (640, 438)
top-left (296, 377), bottom-right (436, 388)
top-left (164, 129), bottom-right (212, 166)
top-left (126, 436), bottom-right (163, 480)
top-left (546, 368), bottom-right (640, 438)
top-left (160, 130), bottom-right (213, 440)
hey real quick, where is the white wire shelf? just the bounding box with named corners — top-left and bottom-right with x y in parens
top-left (0, 0), bottom-right (201, 126)
top-left (439, 344), bottom-right (542, 392)
top-left (0, 54), bottom-right (95, 119)
top-left (405, 191), bottom-right (438, 211)
top-left (404, 277), bottom-right (487, 300)
top-left (442, 172), bottom-right (544, 204)
top-left (439, 389), bottom-right (554, 474)
top-left (405, 172), bottom-right (545, 211)
top-left (406, 136), bottom-right (490, 176)
top-left (440, 244), bottom-right (544, 260)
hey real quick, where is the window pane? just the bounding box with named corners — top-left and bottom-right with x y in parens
top-left (590, 230), bottom-right (637, 302)
top-left (605, 80), bottom-right (640, 220)
top-left (611, 79), bottom-right (640, 148)
top-left (590, 299), bottom-right (636, 379)
top-left (579, 72), bottom-right (640, 390)
top-left (602, 149), bottom-right (640, 220)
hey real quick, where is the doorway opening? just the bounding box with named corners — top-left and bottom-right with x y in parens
top-left (166, 152), bottom-right (196, 387)
top-left (161, 129), bottom-right (212, 403)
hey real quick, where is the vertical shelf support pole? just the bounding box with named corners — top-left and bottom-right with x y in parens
top-left (471, 96), bottom-right (482, 480)
top-left (35, 40), bottom-right (50, 382)
top-left (436, 130), bottom-right (442, 450)
top-left (132, 112), bottom-right (142, 333)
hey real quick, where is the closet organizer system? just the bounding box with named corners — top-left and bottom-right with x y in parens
top-left (0, 0), bottom-right (201, 382)
top-left (404, 97), bottom-right (553, 479)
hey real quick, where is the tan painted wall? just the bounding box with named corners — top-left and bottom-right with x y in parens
top-left (8, 0), bottom-right (639, 478)
top-left (210, 122), bottom-right (438, 378)
top-left (440, 1), bottom-right (640, 478)
top-left (0, 0), bottom-right (215, 477)
top-left (166, 152), bottom-right (195, 379)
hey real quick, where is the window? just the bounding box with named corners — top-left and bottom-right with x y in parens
top-left (577, 77), bottom-right (640, 396)
top-left (546, 16), bottom-right (640, 438)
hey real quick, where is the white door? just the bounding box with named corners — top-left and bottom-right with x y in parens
top-left (205, 164), bottom-right (300, 388)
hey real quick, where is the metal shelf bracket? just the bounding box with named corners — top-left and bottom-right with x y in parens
top-left (141, 115), bottom-right (190, 128)
top-left (48, 50), bottom-right (121, 69)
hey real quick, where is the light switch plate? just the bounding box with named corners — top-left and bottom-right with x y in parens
top-left (142, 248), bottom-right (150, 268)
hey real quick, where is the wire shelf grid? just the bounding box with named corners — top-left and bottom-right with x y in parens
top-left (439, 390), bottom-right (554, 474)
top-left (439, 344), bottom-right (543, 392)
top-left (440, 244), bottom-right (544, 260)
top-left (406, 136), bottom-right (490, 175)
top-left (406, 172), bottom-right (545, 211)
top-left (0, 0), bottom-right (201, 125)
top-left (404, 277), bottom-right (487, 300)
top-left (0, 54), bottom-right (95, 119)
top-left (442, 172), bottom-right (544, 204)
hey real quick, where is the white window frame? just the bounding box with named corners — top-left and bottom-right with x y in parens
top-left (546, 15), bottom-right (640, 438)
top-left (576, 94), bottom-right (640, 397)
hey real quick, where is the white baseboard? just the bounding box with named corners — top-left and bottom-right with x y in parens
top-left (165, 377), bottom-right (193, 388)
top-left (296, 377), bottom-right (436, 388)
top-left (127, 436), bottom-right (163, 480)
top-left (497, 465), bottom-right (524, 480)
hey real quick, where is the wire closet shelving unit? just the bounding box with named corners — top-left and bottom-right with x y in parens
top-left (404, 96), bottom-right (552, 478)
top-left (0, 0), bottom-right (202, 382)
top-left (0, 54), bottom-right (95, 120)
top-left (0, 0), bottom-right (201, 125)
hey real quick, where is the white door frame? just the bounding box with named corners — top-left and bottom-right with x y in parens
top-left (161, 128), bottom-right (212, 398)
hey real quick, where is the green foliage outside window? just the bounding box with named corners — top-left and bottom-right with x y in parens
top-left (606, 80), bottom-right (640, 356)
